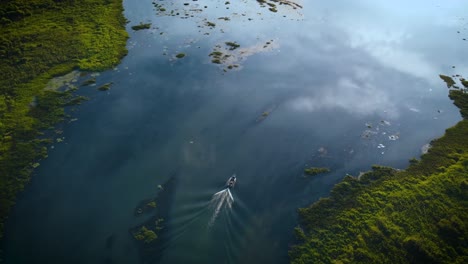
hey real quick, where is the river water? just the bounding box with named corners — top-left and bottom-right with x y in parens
top-left (3, 0), bottom-right (468, 263)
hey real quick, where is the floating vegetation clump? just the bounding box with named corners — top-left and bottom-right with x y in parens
top-left (131, 23), bottom-right (151, 31)
top-left (256, 0), bottom-right (303, 11)
top-left (208, 39), bottom-right (279, 71)
top-left (206, 21), bottom-right (216, 27)
top-left (175, 53), bottom-right (186, 58)
top-left (304, 167), bottom-right (330, 176)
top-left (225, 41), bottom-right (240, 50)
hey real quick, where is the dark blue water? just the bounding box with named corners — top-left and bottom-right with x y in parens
top-left (3, 0), bottom-right (468, 263)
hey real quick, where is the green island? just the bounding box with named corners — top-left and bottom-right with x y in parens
top-left (0, 0), bottom-right (128, 242)
top-left (290, 84), bottom-right (468, 263)
top-left (304, 167), bottom-right (331, 176)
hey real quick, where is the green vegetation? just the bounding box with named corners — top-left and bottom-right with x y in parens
top-left (147, 201), bottom-right (156, 208)
top-left (131, 23), bottom-right (151, 31)
top-left (206, 21), bottom-right (216, 27)
top-left (175, 53), bottom-right (186, 59)
top-left (97, 82), bottom-right (113, 91)
top-left (290, 85), bottom-right (468, 263)
top-left (439, 74), bottom-right (456, 88)
top-left (209, 51), bottom-right (223, 57)
top-left (0, 0), bottom-right (128, 241)
top-left (304, 167), bottom-right (330, 176)
top-left (133, 226), bottom-right (157, 243)
top-left (225, 41), bottom-right (240, 50)
top-left (461, 78), bottom-right (468, 88)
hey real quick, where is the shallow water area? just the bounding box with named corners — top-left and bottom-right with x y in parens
top-left (3, 0), bottom-right (468, 263)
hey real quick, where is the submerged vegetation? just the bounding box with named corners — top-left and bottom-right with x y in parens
top-left (131, 176), bottom-right (177, 263)
top-left (97, 82), bottom-right (113, 91)
top-left (290, 81), bottom-right (468, 263)
top-left (0, 0), bottom-right (128, 241)
top-left (81, 77), bottom-right (96, 87)
top-left (304, 167), bottom-right (330, 176)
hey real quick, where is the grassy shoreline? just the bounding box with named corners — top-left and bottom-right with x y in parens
top-left (290, 87), bottom-right (468, 263)
top-left (0, 0), bottom-right (128, 242)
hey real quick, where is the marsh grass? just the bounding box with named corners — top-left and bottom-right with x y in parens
top-left (0, 0), bottom-right (128, 241)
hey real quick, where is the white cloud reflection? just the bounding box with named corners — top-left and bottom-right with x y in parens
top-left (347, 27), bottom-right (438, 83)
top-left (288, 77), bottom-right (398, 118)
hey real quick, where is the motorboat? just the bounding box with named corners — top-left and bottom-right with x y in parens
top-left (226, 175), bottom-right (236, 188)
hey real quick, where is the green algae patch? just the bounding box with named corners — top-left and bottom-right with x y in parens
top-left (131, 23), bottom-right (151, 31)
top-left (304, 167), bottom-right (330, 176)
top-left (290, 81), bottom-right (468, 263)
top-left (0, 0), bottom-right (128, 242)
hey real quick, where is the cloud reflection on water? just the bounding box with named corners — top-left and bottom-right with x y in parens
top-left (287, 77), bottom-right (398, 118)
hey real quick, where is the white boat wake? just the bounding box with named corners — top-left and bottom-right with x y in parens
top-left (208, 188), bottom-right (234, 227)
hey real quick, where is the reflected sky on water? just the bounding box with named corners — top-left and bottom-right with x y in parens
top-left (3, 0), bottom-right (468, 263)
